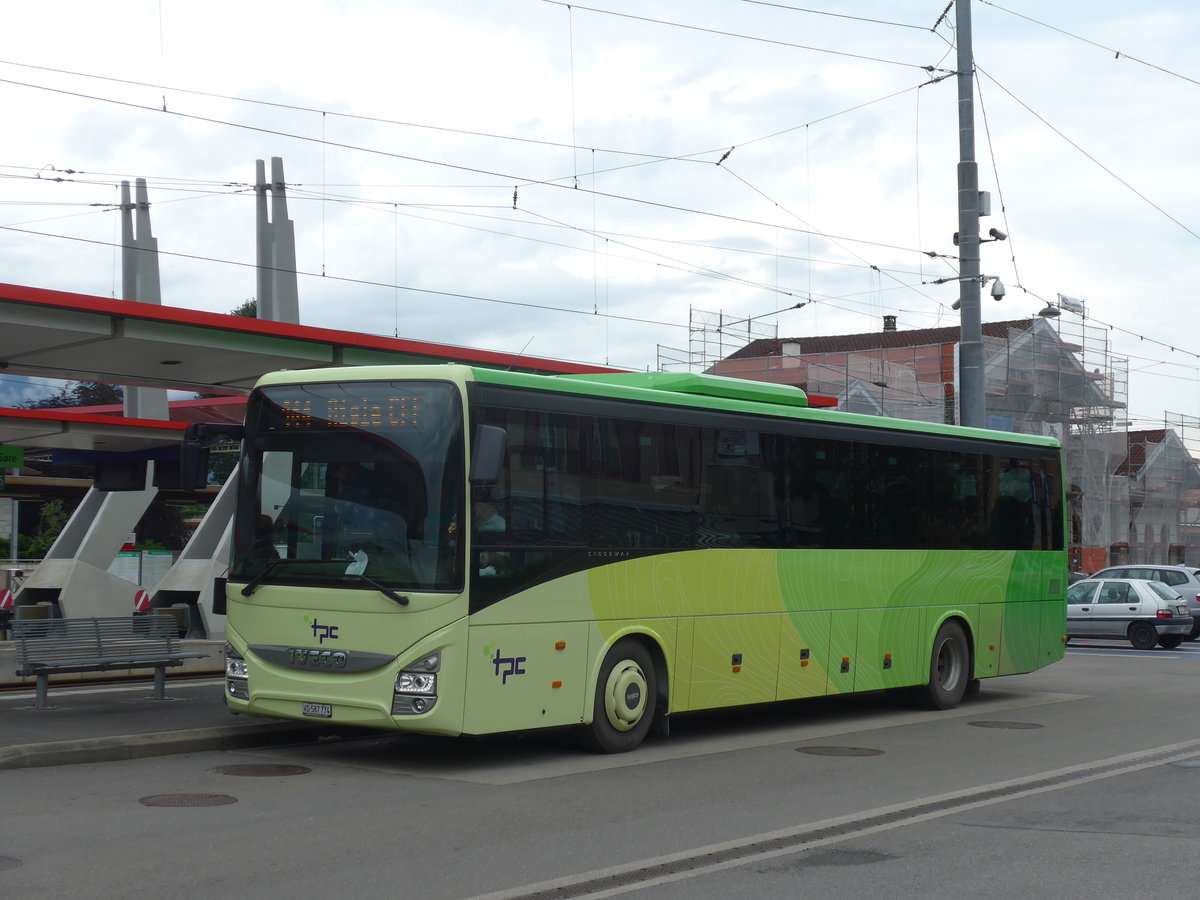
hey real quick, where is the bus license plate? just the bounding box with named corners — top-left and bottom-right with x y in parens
top-left (302, 702), bottom-right (332, 718)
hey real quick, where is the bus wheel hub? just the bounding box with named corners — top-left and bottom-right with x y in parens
top-left (605, 661), bottom-right (647, 732)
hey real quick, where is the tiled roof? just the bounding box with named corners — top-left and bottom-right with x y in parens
top-left (724, 319), bottom-right (1035, 360)
top-left (1114, 428), bottom-right (1169, 477)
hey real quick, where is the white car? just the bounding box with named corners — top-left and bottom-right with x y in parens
top-left (1066, 578), bottom-right (1192, 649)
top-left (1090, 564), bottom-right (1200, 640)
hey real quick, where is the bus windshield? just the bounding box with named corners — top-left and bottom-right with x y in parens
top-left (230, 380), bottom-right (465, 593)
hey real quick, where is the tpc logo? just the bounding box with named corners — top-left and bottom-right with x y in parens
top-left (311, 618), bottom-right (339, 644)
top-left (492, 648), bottom-right (526, 685)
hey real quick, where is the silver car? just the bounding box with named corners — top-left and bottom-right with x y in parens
top-left (1067, 578), bottom-right (1192, 649)
top-left (1091, 564), bottom-right (1200, 640)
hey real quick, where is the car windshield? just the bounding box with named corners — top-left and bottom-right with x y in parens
top-left (230, 380), bottom-right (465, 593)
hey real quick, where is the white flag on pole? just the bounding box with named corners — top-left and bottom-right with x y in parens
top-left (1056, 293), bottom-right (1085, 314)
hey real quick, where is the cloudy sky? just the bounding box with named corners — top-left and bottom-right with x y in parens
top-left (2, 0), bottom-right (1199, 429)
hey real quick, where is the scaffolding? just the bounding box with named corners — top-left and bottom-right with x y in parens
top-left (657, 307), bottom-right (779, 374)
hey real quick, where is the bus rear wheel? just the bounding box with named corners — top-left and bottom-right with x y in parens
top-left (577, 639), bottom-right (656, 754)
top-left (909, 620), bottom-right (970, 710)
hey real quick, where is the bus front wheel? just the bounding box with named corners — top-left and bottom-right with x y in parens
top-left (909, 620), bottom-right (970, 710)
top-left (577, 639), bottom-right (656, 754)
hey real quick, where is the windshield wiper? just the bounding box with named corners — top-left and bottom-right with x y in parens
top-left (344, 571), bottom-right (409, 606)
top-left (241, 559), bottom-right (285, 596)
top-left (238, 558), bottom-right (410, 604)
top-left (239, 558), bottom-right (338, 597)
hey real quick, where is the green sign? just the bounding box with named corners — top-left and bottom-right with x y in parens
top-left (0, 446), bottom-right (22, 468)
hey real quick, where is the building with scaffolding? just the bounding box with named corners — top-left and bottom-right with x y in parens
top-left (702, 313), bottom-right (1200, 573)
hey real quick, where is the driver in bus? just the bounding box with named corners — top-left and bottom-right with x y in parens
top-left (253, 514), bottom-right (280, 560)
top-left (475, 501), bottom-right (508, 576)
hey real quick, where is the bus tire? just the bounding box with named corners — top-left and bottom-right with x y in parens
top-left (909, 620), bottom-right (969, 710)
top-left (577, 639), bottom-right (656, 754)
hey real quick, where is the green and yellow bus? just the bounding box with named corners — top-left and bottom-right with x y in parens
top-left (198, 364), bottom-right (1066, 753)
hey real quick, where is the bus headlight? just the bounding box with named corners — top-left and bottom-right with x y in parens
top-left (393, 652), bottom-right (440, 715)
top-left (225, 642), bottom-right (249, 700)
top-left (396, 671), bottom-right (436, 693)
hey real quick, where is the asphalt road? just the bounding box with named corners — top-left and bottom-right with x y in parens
top-left (2, 640), bottom-right (1198, 899)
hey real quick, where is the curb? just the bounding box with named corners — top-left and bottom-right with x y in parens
top-left (0, 722), bottom-right (331, 770)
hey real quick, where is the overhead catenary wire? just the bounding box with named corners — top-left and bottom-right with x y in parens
top-left (2, 5), bottom-right (1199, 410)
top-left (10, 155), bottom-right (1200, 380)
top-left (536, 0), bottom-right (949, 73)
top-left (977, 0), bottom-right (1200, 89)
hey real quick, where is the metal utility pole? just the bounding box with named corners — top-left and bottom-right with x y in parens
top-left (956, 0), bottom-right (985, 428)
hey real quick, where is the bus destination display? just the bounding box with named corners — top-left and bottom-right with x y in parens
top-left (276, 395), bottom-right (422, 429)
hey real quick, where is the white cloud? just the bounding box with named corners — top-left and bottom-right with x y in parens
top-left (2, 1), bottom-right (1200, 423)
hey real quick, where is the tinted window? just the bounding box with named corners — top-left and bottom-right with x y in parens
top-left (469, 395), bottom-right (1065, 608)
top-left (1158, 570), bottom-right (1187, 587)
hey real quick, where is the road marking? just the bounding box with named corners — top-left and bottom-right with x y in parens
top-left (467, 739), bottom-right (1200, 899)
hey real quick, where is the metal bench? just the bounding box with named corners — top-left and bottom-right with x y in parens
top-left (12, 615), bottom-right (209, 709)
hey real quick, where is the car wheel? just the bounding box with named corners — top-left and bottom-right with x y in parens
top-left (1127, 621), bottom-right (1157, 651)
top-left (907, 620), bottom-right (969, 710)
top-left (576, 639), bottom-right (657, 754)
top-left (1158, 634), bottom-right (1184, 649)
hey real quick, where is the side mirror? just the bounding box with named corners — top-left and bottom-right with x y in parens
top-left (211, 576), bottom-right (228, 616)
top-left (181, 422), bottom-right (244, 490)
top-left (468, 425), bottom-right (507, 484)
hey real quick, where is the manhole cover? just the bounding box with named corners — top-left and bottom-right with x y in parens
top-left (796, 746), bottom-right (883, 757)
top-left (1170, 759), bottom-right (1200, 769)
top-left (0, 856), bottom-right (22, 871)
top-left (139, 793), bottom-right (238, 808)
top-left (967, 721), bottom-right (1043, 730)
top-left (210, 764), bottom-right (312, 777)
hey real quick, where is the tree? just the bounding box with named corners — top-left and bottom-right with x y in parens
top-left (134, 501), bottom-right (189, 551)
top-left (25, 498), bottom-right (72, 558)
top-left (229, 298), bottom-right (257, 318)
top-left (17, 381), bottom-right (123, 409)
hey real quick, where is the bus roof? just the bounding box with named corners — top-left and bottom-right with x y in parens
top-left (254, 363), bottom-right (1061, 450)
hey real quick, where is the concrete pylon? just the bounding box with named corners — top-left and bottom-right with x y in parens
top-left (14, 179), bottom-right (168, 620)
top-left (255, 157), bottom-right (299, 324)
top-left (121, 179), bottom-right (169, 420)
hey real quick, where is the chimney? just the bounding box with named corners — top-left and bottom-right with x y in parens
top-left (883, 315), bottom-right (897, 332)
